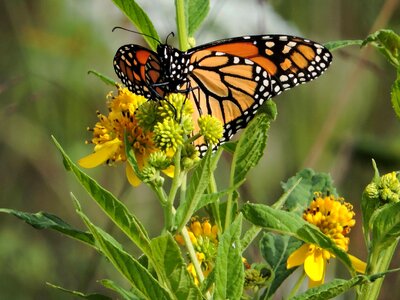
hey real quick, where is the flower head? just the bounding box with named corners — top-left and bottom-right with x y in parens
top-left (175, 218), bottom-right (218, 285)
top-left (79, 86), bottom-right (168, 186)
top-left (79, 85), bottom-right (223, 186)
top-left (287, 193), bottom-right (366, 287)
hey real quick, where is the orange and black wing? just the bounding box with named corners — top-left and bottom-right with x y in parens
top-left (183, 35), bottom-right (332, 152)
top-left (114, 44), bottom-right (165, 99)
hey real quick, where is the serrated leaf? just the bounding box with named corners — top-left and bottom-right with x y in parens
top-left (241, 203), bottom-right (353, 270)
top-left (260, 233), bottom-right (302, 298)
top-left (101, 279), bottom-right (146, 300)
top-left (291, 276), bottom-right (369, 300)
top-left (175, 150), bottom-right (213, 232)
top-left (231, 114), bottom-right (270, 185)
top-left (46, 282), bottom-right (112, 300)
top-left (150, 233), bottom-right (202, 300)
top-left (52, 137), bottom-right (152, 258)
top-left (281, 169), bottom-right (337, 214)
top-left (111, 0), bottom-right (159, 50)
top-left (391, 74), bottom-right (400, 120)
top-left (363, 29), bottom-right (400, 68)
top-left (187, 0), bottom-right (209, 36)
top-left (214, 214), bottom-right (244, 300)
top-left (371, 201), bottom-right (400, 251)
top-left (0, 208), bottom-right (95, 247)
top-left (324, 39), bottom-right (363, 51)
top-left (76, 206), bottom-right (171, 300)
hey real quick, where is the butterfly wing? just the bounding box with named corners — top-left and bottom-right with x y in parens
top-left (113, 44), bottom-right (165, 98)
top-left (183, 35), bottom-right (332, 153)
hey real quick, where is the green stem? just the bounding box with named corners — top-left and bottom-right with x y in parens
top-left (175, 0), bottom-right (189, 51)
top-left (181, 225), bottom-right (205, 283)
top-left (208, 174), bottom-right (222, 231)
top-left (166, 147), bottom-right (182, 230)
top-left (224, 191), bottom-right (233, 232)
top-left (287, 270), bottom-right (307, 298)
top-left (358, 240), bottom-right (399, 300)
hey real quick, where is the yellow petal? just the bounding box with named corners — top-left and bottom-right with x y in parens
top-left (125, 164), bottom-right (141, 187)
top-left (287, 244), bottom-right (309, 268)
top-left (162, 165), bottom-right (175, 178)
top-left (309, 276), bottom-right (324, 288)
top-left (304, 247), bottom-right (326, 282)
top-left (78, 139), bottom-right (121, 168)
top-left (349, 254), bottom-right (367, 274)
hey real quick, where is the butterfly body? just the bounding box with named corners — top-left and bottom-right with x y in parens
top-left (114, 35), bottom-right (332, 153)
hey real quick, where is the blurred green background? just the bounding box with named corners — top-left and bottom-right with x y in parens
top-left (1, 0), bottom-right (399, 299)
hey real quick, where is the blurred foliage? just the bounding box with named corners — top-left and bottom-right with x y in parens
top-left (1, 0), bottom-right (399, 298)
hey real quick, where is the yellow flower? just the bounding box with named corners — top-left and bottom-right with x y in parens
top-left (79, 86), bottom-right (170, 186)
top-left (287, 193), bottom-right (366, 287)
top-left (175, 218), bottom-right (218, 285)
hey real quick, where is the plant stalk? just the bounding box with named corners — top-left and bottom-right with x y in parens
top-left (175, 0), bottom-right (189, 51)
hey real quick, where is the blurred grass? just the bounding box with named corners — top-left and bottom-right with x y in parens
top-left (0, 0), bottom-right (399, 299)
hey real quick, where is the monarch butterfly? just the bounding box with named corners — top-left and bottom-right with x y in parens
top-left (114, 34), bottom-right (332, 154)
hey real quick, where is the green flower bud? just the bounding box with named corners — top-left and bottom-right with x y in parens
top-left (244, 268), bottom-right (269, 290)
top-left (181, 144), bottom-right (200, 169)
top-left (365, 182), bottom-right (379, 199)
top-left (198, 115), bottom-right (223, 145)
top-left (135, 101), bottom-right (159, 131)
top-left (181, 114), bottom-right (194, 135)
top-left (158, 93), bottom-right (194, 121)
top-left (378, 172), bottom-right (400, 202)
top-left (148, 151), bottom-right (171, 170)
top-left (153, 118), bottom-right (184, 152)
top-left (141, 166), bottom-right (157, 183)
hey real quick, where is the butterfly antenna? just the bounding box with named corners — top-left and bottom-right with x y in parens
top-left (165, 32), bottom-right (175, 44)
top-left (112, 26), bottom-right (160, 44)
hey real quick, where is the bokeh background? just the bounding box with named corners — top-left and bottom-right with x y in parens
top-left (1, 0), bottom-right (399, 299)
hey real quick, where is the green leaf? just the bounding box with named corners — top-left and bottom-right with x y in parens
top-left (240, 225), bottom-right (261, 252)
top-left (214, 214), bottom-right (244, 300)
top-left (241, 203), bottom-right (353, 270)
top-left (196, 182), bottom-right (244, 212)
top-left (76, 205), bottom-right (172, 300)
top-left (371, 201), bottom-right (400, 251)
top-left (0, 208), bottom-right (95, 247)
top-left (260, 233), bottom-right (302, 298)
top-left (88, 70), bottom-right (116, 87)
top-left (101, 279), bottom-right (146, 300)
top-left (257, 99), bottom-right (278, 122)
top-left (187, 0), bottom-right (209, 36)
top-left (52, 137), bottom-right (152, 259)
top-left (111, 0), bottom-right (160, 51)
top-left (363, 29), bottom-right (400, 68)
top-left (46, 283), bottom-right (112, 300)
top-left (280, 169), bottom-right (337, 214)
top-left (175, 150), bottom-right (213, 232)
top-left (221, 141), bottom-right (237, 154)
top-left (291, 276), bottom-right (370, 300)
top-left (324, 39), bottom-right (363, 51)
top-left (231, 114), bottom-right (270, 186)
top-left (391, 73), bottom-right (400, 120)
top-left (150, 233), bottom-right (202, 300)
